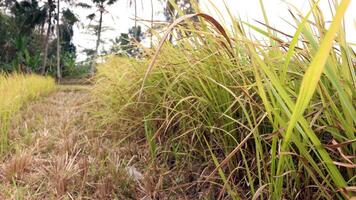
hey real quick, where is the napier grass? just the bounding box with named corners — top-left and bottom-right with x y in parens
top-left (92, 0), bottom-right (355, 199)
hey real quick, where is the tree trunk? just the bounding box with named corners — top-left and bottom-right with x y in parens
top-left (41, 10), bottom-right (52, 74)
top-left (91, 5), bottom-right (103, 76)
top-left (39, 19), bottom-right (45, 49)
top-left (150, 0), bottom-right (153, 48)
top-left (56, 0), bottom-right (61, 81)
top-left (134, 0), bottom-right (137, 27)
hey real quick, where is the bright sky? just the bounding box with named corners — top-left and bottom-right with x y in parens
top-left (73, 0), bottom-right (356, 61)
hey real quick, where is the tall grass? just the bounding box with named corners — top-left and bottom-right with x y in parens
top-left (0, 74), bottom-right (55, 154)
top-left (92, 0), bottom-right (355, 199)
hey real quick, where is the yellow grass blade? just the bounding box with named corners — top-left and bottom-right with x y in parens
top-left (278, 0), bottom-right (350, 192)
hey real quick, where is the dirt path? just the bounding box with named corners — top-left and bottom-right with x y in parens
top-left (0, 86), bottom-right (141, 199)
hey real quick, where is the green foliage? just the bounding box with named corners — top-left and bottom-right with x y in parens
top-left (0, 0), bottom-right (78, 76)
top-left (10, 0), bottom-right (47, 35)
top-left (62, 8), bottom-right (78, 25)
top-left (0, 2), bottom-right (43, 73)
top-left (0, 13), bottom-right (22, 71)
top-left (9, 36), bottom-right (42, 72)
top-left (110, 26), bottom-right (144, 57)
top-left (62, 57), bottom-right (91, 78)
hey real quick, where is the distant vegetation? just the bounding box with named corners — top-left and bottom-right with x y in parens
top-left (0, 0), bottom-right (199, 78)
top-left (0, 0), bottom-right (77, 77)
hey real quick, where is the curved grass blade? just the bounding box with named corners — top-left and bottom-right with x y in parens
top-left (138, 13), bottom-right (233, 101)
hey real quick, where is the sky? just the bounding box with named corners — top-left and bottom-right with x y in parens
top-left (72, 0), bottom-right (356, 61)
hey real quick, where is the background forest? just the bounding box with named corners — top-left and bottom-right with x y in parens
top-left (0, 0), bottom-right (195, 77)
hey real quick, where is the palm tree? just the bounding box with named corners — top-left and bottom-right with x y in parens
top-left (11, 0), bottom-right (46, 35)
top-left (41, 0), bottom-right (55, 74)
top-left (150, 0), bottom-right (153, 48)
top-left (42, 0), bottom-right (77, 77)
top-left (133, 0), bottom-right (137, 27)
top-left (89, 0), bottom-right (119, 76)
top-left (56, 0), bottom-right (61, 80)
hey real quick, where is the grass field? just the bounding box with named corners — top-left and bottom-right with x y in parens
top-left (0, 74), bottom-right (55, 154)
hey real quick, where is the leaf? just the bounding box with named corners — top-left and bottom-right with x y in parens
top-left (281, 0), bottom-right (350, 150)
top-left (252, 184), bottom-right (269, 200)
top-left (76, 2), bottom-right (92, 9)
top-left (87, 13), bottom-right (96, 21)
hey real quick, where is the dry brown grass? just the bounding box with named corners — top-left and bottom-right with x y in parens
top-left (2, 151), bottom-right (32, 182)
top-left (0, 86), bottom-right (141, 199)
top-left (0, 85), bottom-right (214, 200)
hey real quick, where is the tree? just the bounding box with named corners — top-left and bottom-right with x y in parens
top-left (58, 8), bottom-right (77, 76)
top-left (44, 7), bottom-right (77, 76)
top-left (0, 0), bottom-right (15, 10)
top-left (150, 0), bottom-right (153, 47)
top-left (110, 25), bottom-right (144, 57)
top-left (3, 0), bottom-right (46, 73)
top-left (41, 0), bottom-right (78, 77)
top-left (56, 0), bottom-right (60, 80)
top-left (0, 0), bottom-right (78, 76)
top-left (10, 0), bottom-right (47, 35)
top-left (0, 13), bottom-right (16, 70)
top-left (128, 0), bottom-right (137, 27)
top-left (60, 9), bottom-right (78, 54)
top-left (89, 0), bottom-right (119, 76)
top-left (41, 0), bottom-right (55, 74)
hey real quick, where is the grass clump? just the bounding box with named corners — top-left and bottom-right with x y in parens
top-left (0, 74), bottom-right (55, 154)
top-left (92, 0), bottom-right (355, 199)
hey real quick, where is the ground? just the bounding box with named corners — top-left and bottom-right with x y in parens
top-left (0, 84), bottom-right (216, 200)
top-left (0, 85), bottom-right (145, 199)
